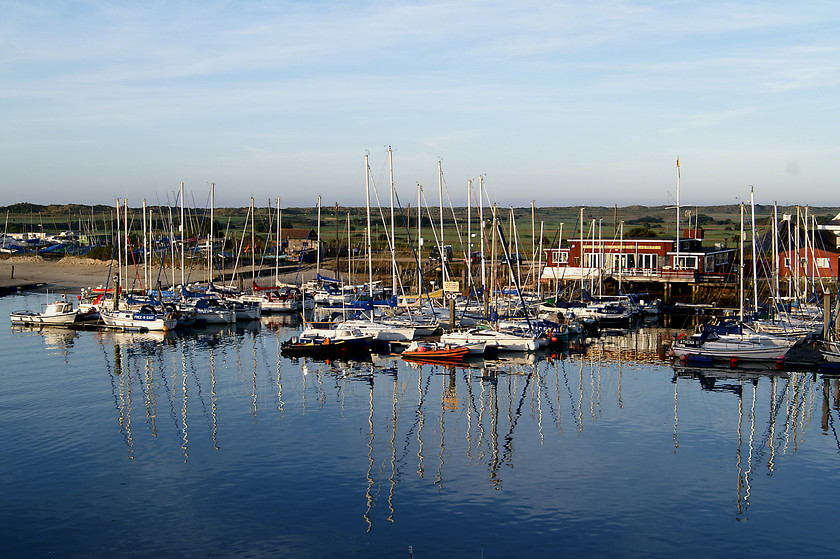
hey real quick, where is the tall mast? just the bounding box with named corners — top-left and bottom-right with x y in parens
top-left (795, 206), bottom-right (800, 300)
top-left (347, 212), bottom-right (352, 286)
top-left (115, 199), bottom-right (122, 302)
top-left (531, 200), bottom-right (535, 289)
top-left (142, 198), bottom-right (148, 294)
top-left (579, 207), bottom-right (584, 300)
top-left (438, 159), bottom-right (445, 286)
top-left (750, 186), bottom-right (758, 316)
top-left (618, 220), bottom-right (624, 293)
top-left (804, 206), bottom-right (810, 301)
top-left (179, 183), bottom-right (185, 288)
top-left (479, 176), bottom-right (486, 296)
top-left (467, 179), bottom-right (472, 290)
top-left (388, 146), bottom-right (396, 295)
top-left (537, 220), bottom-right (544, 299)
top-left (316, 194), bottom-right (322, 280)
top-left (773, 202), bottom-right (779, 309)
top-left (276, 197), bottom-right (281, 286)
top-left (209, 184), bottom-right (214, 286)
top-left (365, 154), bottom-right (374, 319)
top-left (124, 198), bottom-right (129, 294)
top-left (417, 183), bottom-right (422, 297)
top-left (250, 196), bottom-right (255, 288)
top-left (675, 157), bottom-right (680, 269)
top-left (739, 202), bottom-right (744, 322)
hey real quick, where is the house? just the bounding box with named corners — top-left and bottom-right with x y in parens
top-left (779, 247), bottom-right (840, 279)
top-left (283, 229), bottom-right (320, 254)
top-left (541, 228), bottom-right (736, 284)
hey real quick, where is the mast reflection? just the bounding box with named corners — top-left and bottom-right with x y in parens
top-left (34, 316), bottom-right (833, 528)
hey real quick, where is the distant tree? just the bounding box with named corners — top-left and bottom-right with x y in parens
top-left (626, 226), bottom-right (659, 238)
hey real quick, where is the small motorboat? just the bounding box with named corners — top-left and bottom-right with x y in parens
top-left (401, 341), bottom-right (471, 362)
top-left (10, 297), bottom-right (80, 327)
top-left (281, 334), bottom-right (358, 358)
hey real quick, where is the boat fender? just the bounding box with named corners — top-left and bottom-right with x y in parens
top-left (324, 337), bottom-right (330, 344)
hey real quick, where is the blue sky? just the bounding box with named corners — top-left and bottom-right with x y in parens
top-left (2, 1), bottom-right (839, 208)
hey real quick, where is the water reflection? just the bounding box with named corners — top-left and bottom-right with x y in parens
top-left (673, 365), bottom-right (818, 518)
top-left (9, 316), bottom-right (838, 528)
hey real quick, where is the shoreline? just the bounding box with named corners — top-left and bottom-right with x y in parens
top-left (0, 255), bottom-right (320, 296)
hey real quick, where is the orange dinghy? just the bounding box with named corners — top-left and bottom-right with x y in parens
top-left (401, 341), bottom-right (470, 361)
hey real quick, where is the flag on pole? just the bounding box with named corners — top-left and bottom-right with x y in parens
top-left (676, 156), bottom-right (680, 178)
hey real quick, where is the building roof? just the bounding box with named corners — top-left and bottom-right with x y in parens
top-left (283, 229), bottom-right (318, 240)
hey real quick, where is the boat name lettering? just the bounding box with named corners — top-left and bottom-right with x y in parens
top-left (132, 314), bottom-right (157, 321)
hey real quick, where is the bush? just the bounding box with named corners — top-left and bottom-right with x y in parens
top-left (85, 245), bottom-right (115, 261)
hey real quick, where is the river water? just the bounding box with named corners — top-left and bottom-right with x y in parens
top-left (2, 293), bottom-right (839, 557)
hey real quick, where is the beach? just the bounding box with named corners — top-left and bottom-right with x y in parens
top-left (0, 255), bottom-right (319, 295)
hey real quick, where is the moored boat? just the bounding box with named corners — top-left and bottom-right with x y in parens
top-left (10, 298), bottom-right (80, 327)
top-left (401, 341), bottom-right (471, 361)
top-left (100, 305), bottom-right (177, 331)
top-left (670, 330), bottom-right (790, 361)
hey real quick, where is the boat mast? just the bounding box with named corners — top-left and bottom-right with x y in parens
top-left (316, 194), bottom-right (322, 281)
top-left (537, 219), bottom-right (544, 299)
top-left (388, 147), bottom-right (396, 296)
top-left (479, 175), bottom-right (487, 313)
top-left (804, 206), bottom-right (810, 302)
top-left (618, 220), bottom-right (624, 293)
top-left (795, 206), bottom-right (800, 301)
top-left (276, 197), bottom-right (281, 286)
top-left (209, 184), bottom-right (214, 286)
top-left (773, 202), bottom-right (779, 312)
top-left (438, 159), bottom-right (446, 287)
top-left (467, 179), bottom-right (472, 291)
top-left (180, 183), bottom-right (185, 289)
top-left (739, 202), bottom-right (744, 322)
top-left (124, 198), bottom-right (129, 294)
top-left (675, 157), bottom-right (680, 270)
top-left (347, 212), bottom-right (352, 286)
top-left (365, 153), bottom-right (374, 321)
top-left (417, 183), bottom-right (422, 298)
top-left (250, 196), bottom-right (255, 288)
top-left (142, 198), bottom-right (148, 294)
top-left (750, 186), bottom-right (758, 316)
top-left (579, 208), bottom-right (584, 300)
top-left (115, 199), bottom-right (122, 302)
top-left (531, 201), bottom-right (535, 286)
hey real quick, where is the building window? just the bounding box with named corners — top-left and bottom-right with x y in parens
top-left (675, 255), bottom-right (697, 270)
top-left (639, 254), bottom-right (657, 269)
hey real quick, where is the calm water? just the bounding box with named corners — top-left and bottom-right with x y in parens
top-left (2, 293), bottom-right (839, 558)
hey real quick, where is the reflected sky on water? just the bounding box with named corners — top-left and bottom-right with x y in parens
top-left (2, 294), bottom-right (839, 558)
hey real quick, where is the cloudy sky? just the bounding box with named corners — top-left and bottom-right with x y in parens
top-left (2, 1), bottom-right (838, 208)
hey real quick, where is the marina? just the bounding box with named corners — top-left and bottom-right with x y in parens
top-left (3, 291), bottom-right (840, 557)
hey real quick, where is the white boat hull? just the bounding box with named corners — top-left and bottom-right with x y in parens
top-left (101, 309), bottom-right (176, 331)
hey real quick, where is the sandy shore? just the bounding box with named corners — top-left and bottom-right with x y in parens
top-left (0, 255), bottom-right (320, 294)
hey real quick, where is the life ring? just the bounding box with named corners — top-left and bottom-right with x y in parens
top-left (676, 333), bottom-right (687, 340)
